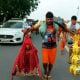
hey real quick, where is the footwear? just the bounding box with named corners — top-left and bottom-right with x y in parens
top-left (42, 75), bottom-right (47, 79)
top-left (48, 75), bottom-right (52, 80)
top-left (25, 73), bottom-right (32, 76)
top-left (36, 73), bottom-right (39, 76)
top-left (44, 75), bottom-right (47, 78)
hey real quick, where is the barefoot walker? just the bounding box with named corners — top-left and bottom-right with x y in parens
top-left (24, 12), bottom-right (72, 79)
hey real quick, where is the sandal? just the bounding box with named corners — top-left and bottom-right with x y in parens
top-left (42, 75), bottom-right (48, 79)
top-left (48, 75), bottom-right (52, 80)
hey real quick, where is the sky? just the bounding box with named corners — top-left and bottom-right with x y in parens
top-left (28, 0), bottom-right (80, 21)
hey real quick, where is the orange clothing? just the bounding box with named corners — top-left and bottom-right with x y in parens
top-left (59, 31), bottom-right (66, 52)
top-left (59, 40), bottom-right (65, 52)
top-left (42, 48), bottom-right (57, 64)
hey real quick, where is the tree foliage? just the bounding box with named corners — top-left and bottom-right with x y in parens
top-left (0, 0), bottom-right (39, 22)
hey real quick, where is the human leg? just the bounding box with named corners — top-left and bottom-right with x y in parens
top-left (48, 48), bottom-right (57, 77)
top-left (42, 48), bottom-right (49, 77)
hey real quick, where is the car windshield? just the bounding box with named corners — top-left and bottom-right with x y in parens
top-left (3, 22), bottom-right (23, 28)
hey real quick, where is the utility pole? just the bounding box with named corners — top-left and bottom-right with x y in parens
top-left (77, 6), bottom-right (79, 19)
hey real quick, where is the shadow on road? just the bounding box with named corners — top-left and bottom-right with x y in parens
top-left (12, 76), bottom-right (42, 80)
top-left (0, 43), bottom-right (22, 46)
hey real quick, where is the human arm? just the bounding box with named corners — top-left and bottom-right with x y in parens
top-left (54, 20), bottom-right (75, 34)
top-left (24, 21), bottom-right (42, 34)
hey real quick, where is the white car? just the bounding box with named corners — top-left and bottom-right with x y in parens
top-left (0, 25), bottom-right (3, 28)
top-left (0, 19), bottom-right (31, 43)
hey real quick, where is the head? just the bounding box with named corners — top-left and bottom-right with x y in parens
top-left (71, 16), bottom-right (77, 25)
top-left (46, 11), bottom-right (54, 25)
top-left (26, 44), bottom-right (30, 51)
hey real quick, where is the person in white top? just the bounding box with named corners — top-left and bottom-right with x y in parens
top-left (66, 16), bottom-right (80, 63)
top-left (67, 16), bottom-right (80, 30)
top-left (67, 16), bottom-right (80, 45)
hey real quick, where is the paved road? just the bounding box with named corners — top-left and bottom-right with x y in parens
top-left (0, 33), bottom-right (80, 80)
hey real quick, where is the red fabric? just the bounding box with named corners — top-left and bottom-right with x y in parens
top-left (47, 25), bottom-right (53, 29)
top-left (11, 35), bottom-right (41, 76)
top-left (47, 25), bottom-right (56, 32)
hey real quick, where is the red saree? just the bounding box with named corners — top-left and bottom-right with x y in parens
top-left (11, 35), bottom-right (41, 77)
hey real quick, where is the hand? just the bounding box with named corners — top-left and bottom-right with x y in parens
top-left (70, 30), bottom-right (80, 34)
top-left (76, 31), bottom-right (80, 34)
top-left (22, 28), bottom-right (31, 34)
top-left (69, 30), bottom-right (75, 35)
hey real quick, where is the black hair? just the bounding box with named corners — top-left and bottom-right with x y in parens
top-left (71, 16), bottom-right (77, 20)
top-left (46, 11), bottom-right (54, 18)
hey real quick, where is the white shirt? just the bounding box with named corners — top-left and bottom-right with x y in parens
top-left (67, 22), bottom-right (80, 30)
top-left (67, 22), bottom-right (80, 43)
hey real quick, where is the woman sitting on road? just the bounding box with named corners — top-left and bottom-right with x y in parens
top-left (11, 35), bottom-right (41, 79)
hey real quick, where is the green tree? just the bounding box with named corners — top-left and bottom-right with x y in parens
top-left (0, 0), bottom-right (39, 22)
